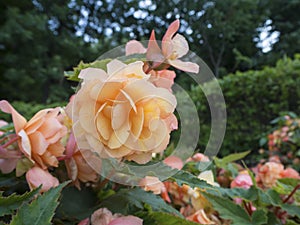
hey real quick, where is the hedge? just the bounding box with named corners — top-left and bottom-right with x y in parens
top-left (190, 55), bottom-right (300, 156)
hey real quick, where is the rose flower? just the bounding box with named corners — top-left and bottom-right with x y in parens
top-left (68, 59), bottom-right (177, 164)
top-left (0, 100), bottom-right (67, 169)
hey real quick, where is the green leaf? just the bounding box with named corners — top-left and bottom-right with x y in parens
top-left (55, 186), bottom-right (98, 222)
top-left (274, 178), bottom-right (300, 195)
top-left (214, 151), bottom-right (251, 169)
top-left (286, 219), bottom-right (300, 225)
top-left (137, 211), bottom-right (199, 225)
top-left (10, 182), bottom-right (69, 225)
top-left (281, 204), bottom-right (300, 218)
top-left (99, 188), bottom-right (182, 217)
top-left (202, 193), bottom-right (252, 225)
top-left (65, 59), bottom-right (112, 82)
top-left (0, 187), bottom-right (40, 216)
top-left (266, 212), bottom-right (281, 225)
top-left (251, 209), bottom-right (268, 225)
top-left (170, 170), bottom-right (214, 190)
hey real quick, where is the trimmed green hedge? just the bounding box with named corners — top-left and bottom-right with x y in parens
top-left (190, 55), bottom-right (300, 156)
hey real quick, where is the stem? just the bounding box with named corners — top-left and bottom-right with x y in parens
top-left (283, 184), bottom-right (300, 203)
top-left (1, 135), bottom-right (19, 148)
top-left (243, 200), bottom-right (252, 216)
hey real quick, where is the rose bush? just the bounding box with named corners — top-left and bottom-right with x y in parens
top-left (0, 19), bottom-right (299, 225)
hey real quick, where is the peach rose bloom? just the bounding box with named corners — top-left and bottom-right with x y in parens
top-left (0, 100), bottom-right (67, 169)
top-left (69, 60), bottom-right (177, 164)
top-left (139, 176), bottom-right (165, 194)
top-left (258, 162), bottom-right (284, 188)
top-left (26, 166), bottom-right (59, 192)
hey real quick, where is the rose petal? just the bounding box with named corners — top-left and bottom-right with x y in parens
top-left (18, 129), bottom-right (32, 158)
top-left (29, 131), bottom-right (49, 155)
top-left (79, 67), bottom-right (107, 81)
top-left (26, 166), bottom-right (59, 192)
top-left (146, 30), bottom-right (165, 66)
top-left (171, 34), bottom-right (189, 58)
top-left (109, 216), bottom-right (143, 225)
top-left (125, 40), bottom-right (146, 56)
top-left (130, 107), bottom-right (144, 139)
top-left (125, 152), bottom-right (152, 164)
top-left (163, 156), bottom-right (183, 170)
top-left (169, 59), bottom-right (199, 73)
top-left (0, 100), bottom-right (26, 133)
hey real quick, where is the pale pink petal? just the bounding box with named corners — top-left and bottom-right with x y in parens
top-left (0, 100), bottom-right (26, 133)
top-left (107, 59), bottom-right (126, 77)
top-left (111, 102), bottom-right (129, 130)
top-left (81, 149), bottom-right (102, 174)
top-left (91, 208), bottom-right (114, 225)
top-left (110, 61), bottom-right (148, 81)
top-left (79, 68), bottom-right (107, 81)
top-left (65, 157), bottom-right (78, 181)
top-left (164, 114), bottom-right (178, 131)
top-left (0, 120), bottom-right (8, 128)
top-left (77, 218), bottom-right (90, 225)
top-left (123, 80), bottom-right (177, 110)
top-left (0, 158), bottom-right (18, 174)
top-left (109, 216), bottom-right (143, 225)
top-left (125, 40), bottom-right (146, 55)
top-left (231, 174), bottom-right (253, 189)
top-left (162, 19), bottom-right (180, 42)
top-left (130, 107), bottom-right (144, 139)
top-left (108, 123), bottom-right (130, 149)
top-left (25, 109), bottom-right (48, 131)
top-left (45, 126), bottom-right (67, 144)
top-left (29, 132), bottom-right (49, 155)
top-left (169, 59), bottom-right (199, 73)
top-left (65, 132), bottom-right (76, 158)
top-left (146, 30), bottom-right (165, 66)
top-left (96, 112), bottom-right (113, 141)
top-left (126, 152), bottom-right (152, 164)
top-left (156, 70), bottom-right (176, 90)
top-left (26, 166), bottom-right (59, 192)
top-left (25, 116), bottom-right (45, 135)
top-left (163, 156), bottom-right (183, 170)
top-left (171, 34), bottom-right (189, 58)
top-left (79, 103), bottom-right (97, 133)
top-left (38, 117), bottom-right (63, 138)
top-left (280, 168), bottom-right (300, 179)
top-left (162, 20), bottom-right (180, 56)
top-left (18, 129), bottom-right (32, 158)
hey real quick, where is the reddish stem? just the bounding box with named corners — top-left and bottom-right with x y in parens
top-left (243, 201), bottom-right (252, 216)
top-left (283, 184), bottom-right (300, 204)
top-left (1, 135), bottom-right (19, 148)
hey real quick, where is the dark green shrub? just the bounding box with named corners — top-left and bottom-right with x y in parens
top-left (190, 55), bottom-right (300, 156)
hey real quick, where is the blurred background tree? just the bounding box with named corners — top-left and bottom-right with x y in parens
top-left (1, 0), bottom-right (299, 103)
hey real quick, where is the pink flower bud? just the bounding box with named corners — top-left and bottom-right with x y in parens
top-left (231, 174), bottom-right (253, 189)
top-left (26, 166), bottom-right (59, 192)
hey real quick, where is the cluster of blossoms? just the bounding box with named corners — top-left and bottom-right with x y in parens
top-left (1, 19), bottom-right (299, 225)
top-left (0, 20), bottom-right (197, 191)
top-left (0, 20), bottom-right (200, 224)
top-left (138, 152), bottom-right (300, 224)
